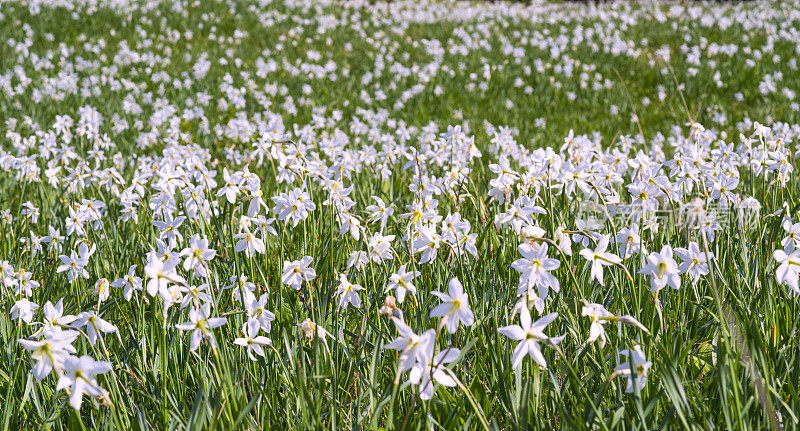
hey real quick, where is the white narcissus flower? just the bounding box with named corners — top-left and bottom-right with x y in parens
top-left (42, 225), bottom-right (64, 253)
top-left (441, 212), bottom-right (470, 245)
top-left (773, 247), bottom-right (800, 294)
top-left (338, 212), bottom-right (361, 241)
top-left (11, 298), bottom-right (39, 323)
top-left (41, 299), bottom-right (78, 334)
top-left (638, 245), bottom-right (681, 292)
top-left (0, 260), bottom-right (16, 289)
top-left (614, 225), bottom-right (645, 259)
top-left (178, 283), bottom-right (213, 309)
top-left (243, 289), bottom-right (276, 333)
top-left (180, 234), bottom-right (216, 277)
top-left (227, 274), bottom-right (256, 301)
top-left (176, 303), bottom-right (227, 352)
top-left (72, 311), bottom-right (118, 346)
top-left (144, 250), bottom-right (185, 297)
top-left (254, 215), bottom-right (278, 238)
top-left (409, 347), bottom-right (461, 401)
top-left (498, 307), bottom-right (564, 369)
top-left (233, 322), bottom-right (272, 361)
top-left (233, 229), bottom-right (265, 257)
top-left (488, 155), bottom-right (519, 183)
top-left (14, 269), bottom-right (40, 297)
top-left (674, 241), bottom-right (711, 284)
top-left (611, 345), bottom-right (652, 393)
top-left (335, 274), bottom-right (364, 309)
top-left (365, 196), bottom-right (394, 229)
top-left (247, 187), bottom-right (267, 219)
top-left (56, 355), bottom-right (113, 409)
top-left (429, 277), bottom-right (475, 334)
top-left (282, 256), bottom-right (316, 290)
top-left (519, 224), bottom-right (546, 247)
top-left (368, 233), bottom-right (395, 263)
top-left (513, 288), bottom-right (545, 316)
top-left (579, 235), bottom-right (621, 286)
top-left (272, 188), bottom-right (316, 227)
top-left (151, 212), bottom-right (187, 243)
top-left (347, 250), bottom-right (369, 270)
top-left (217, 168), bottom-right (241, 204)
top-left (111, 265), bottom-right (142, 301)
top-left (511, 243), bottom-right (560, 297)
top-left (413, 224), bottom-right (441, 264)
top-left (580, 300), bottom-right (648, 348)
top-left (497, 200), bottom-right (545, 235)
top-left (780, 219), bottom-right (800, 251)
top-left (18, 330), bottom-right (80, 379)
top-left (93, 278), bottom-right (111, 302)
top-left (21, 201), bottom-right (40, 224)
top-left (56, 243), bottom-right (95, 283)
top-left (554, 226), bottom-right (572, 256)
top-left (384, 317), bottom-right (434, 373)
top-left (385, 264), bottom-right (420, 303)
top-left (65, 207), bottom-right (87, 237)
top-left (581, 301), bottom-right (615, 347)
top-left (21, 231), bottom-right (44, 258)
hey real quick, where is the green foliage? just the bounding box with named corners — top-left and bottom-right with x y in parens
top-left (0, 0), bottom-right (798, 429)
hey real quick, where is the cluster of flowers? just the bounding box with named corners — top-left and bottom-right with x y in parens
top-left (6, 106), bottom-right (798, 406)
top-left (2, 0), bottom-right (800, 414)
top-left (3, 1), bottom-right (799, 175)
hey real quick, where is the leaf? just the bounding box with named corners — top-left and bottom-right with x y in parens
top-left (610, 407), bottom-right (625, 429)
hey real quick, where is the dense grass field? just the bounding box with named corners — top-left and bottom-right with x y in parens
top-left (1, 0), bottom-right (800, 429)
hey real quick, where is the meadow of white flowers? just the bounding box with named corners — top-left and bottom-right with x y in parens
top-left (2, 0), bottom-right (800, 429)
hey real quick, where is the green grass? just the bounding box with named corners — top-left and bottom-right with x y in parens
top-left (0, 0), bottom-right (799, 429)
